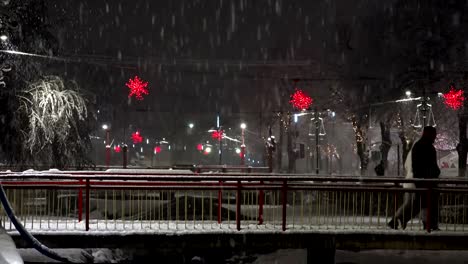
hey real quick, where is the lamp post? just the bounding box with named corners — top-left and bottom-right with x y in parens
top-left (240, 123), bottom-right (246, 165)
top-left (102, 124), bottom-right (111, 168)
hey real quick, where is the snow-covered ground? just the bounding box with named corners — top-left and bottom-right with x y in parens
top-left (0, 228), bottom-right (23, 264)
top-left (17, 248), bottom-right (468, 263)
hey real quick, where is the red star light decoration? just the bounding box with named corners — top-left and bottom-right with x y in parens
top-left (443, 86), bottom-right (464, 110)
top-left (126, 76), bottom-right (149, 100)
top-left (131, 131), bottom-right (143, 144)
top-left (211, 130), bottom-right (223, 141)
top-left (290, 89), bottom-right (313, 110)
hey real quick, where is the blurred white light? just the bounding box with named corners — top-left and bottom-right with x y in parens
top-left (405, 90), bottom-right (411, 97)
top-left (294, 114), bottom-right (298, 123)
top-left (437, 92), bottom-right (443, 97)
top-left (188, 123), bottom-right (194, 129)
top-left (168, 145), bottom-right (171, 150)
top-left (235, 148), bottom-right (241, 154)
top-left (146, 138), bottom-right (149, 144)
top-left (240, 123), bottom-right (246, 129)
top-left (102, 124), bottom-right (109, 130)
top-left (331, 111), bottom-right (336, 117)
top-left (205, 147), bottom-right (212, 153)
top-left (0, 35), bottom-right (7, 41)
top-left (140, 147), bottom-right (143, 153)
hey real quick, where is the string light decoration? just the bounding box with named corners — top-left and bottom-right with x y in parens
top-left (289, 89), bottom-right (313, 110)
top-left (211, 130), bottom-right (223, 141)
top-left (131, 131), bottom-right (143, 144)
top-left (126, 76), bottom-right (149, 100)
top-left (114, 145), bottom-right (121, 153)
top-left (443, 86), bottom-right (464, 110)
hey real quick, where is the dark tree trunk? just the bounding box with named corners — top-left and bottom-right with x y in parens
top-left (286, 113), bottom-right (295, 173)
top-left (379, 121), bottom-right (392, 175)
top-left (277, 112), bottom-right (284, 172)
top-left (397, 114), bottom-right (413, 165)
top-left (457, 112), bottom-right (468, 177)
top-left (352, 116), bottom-right (369, 176)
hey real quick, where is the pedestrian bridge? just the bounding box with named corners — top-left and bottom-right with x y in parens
top-left (1, 169), bottom-right (468, 262)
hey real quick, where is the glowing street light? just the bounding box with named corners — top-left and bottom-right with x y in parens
top-left (188, 123), bottom-right (194, 129)
top-left (240, 123), bottom-right (247, 165)
top-left (102, 124), bottom-right (111, 168)
top-left (405, 90), bottom-right (412, 97)
top-left (0, 35), bottom-right (7, 41)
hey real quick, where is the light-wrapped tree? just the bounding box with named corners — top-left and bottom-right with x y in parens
top-left (18, 76), bottom-right (92, 168)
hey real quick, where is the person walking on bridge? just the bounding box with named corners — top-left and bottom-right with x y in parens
top-left (388, 126), bottom-right (440, 231)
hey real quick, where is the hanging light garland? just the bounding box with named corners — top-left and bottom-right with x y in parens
top-left (289, 89), bottom-right (313, 110)
top-left (443, 86), bottom-right (464, 110)
top-left (126, 75), bottom-right (149, 100)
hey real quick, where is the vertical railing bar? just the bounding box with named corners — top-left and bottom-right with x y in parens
top-left (301, 191), bottom-right (304, 229)
top-left (385, 192), bottom-right (389, 230)
top-left (193, 191), bottom-right (196, 229)
top-left (201, 191), bottom-right (205, 229)
top-left (120, 189), bottom-right (122, 229)
top-left (104, 190), bottom-right (108, 230)
top-left (360, 192), bottom-right (365, 228)
top-left (377, 192), bottom-right (381, 227)
top-left (218, 181), bottom-right (222, 224)
top-left (85, 179), bottom-right (90, 231)
top-left (113, 189), bottom-right (116, 230)
top-left (56, 189), bottom-right (60, 230)
top-left (292, 192), bottom-right (295, 229)
top-left (236, 181), bottom-right (241, 231)
top-left (184, 191), bottom-right (187, 229)
top-left (281, 181), bottom-right (287, 231)
top-left (228, 189), bottom-right (231, 228)
top-left (175, 191), bottom-right (179, 230)
top-left (209, 191), bottom-right (212, 229)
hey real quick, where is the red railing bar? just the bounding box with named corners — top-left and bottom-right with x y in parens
top-left (85, 179), bottom-right (90, 231)
top-left (78, 179), bottom-right (83, 222)
top-left (236, 181), bottom-right (241, 231)
top-left (218, 181), bottom-right (222, 224)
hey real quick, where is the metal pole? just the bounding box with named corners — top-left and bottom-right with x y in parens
top-left (397, 144), bottom-right (401, 176)
top-left (240, 127), bottom-right (245, 165)
top-left (105, 130), bottom-right (110, 169)
top-left (219, 128), bottom-right (222, 165)
top-left (315, 108), bottom-right (319, 174)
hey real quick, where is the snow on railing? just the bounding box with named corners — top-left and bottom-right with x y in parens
top-left (0, 172), bottom-right (468, 234)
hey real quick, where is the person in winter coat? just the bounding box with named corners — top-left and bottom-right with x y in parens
top-left (388, 126), bottom-right (440, 231)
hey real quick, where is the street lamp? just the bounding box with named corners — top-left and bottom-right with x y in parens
top-left (102, 124), bottom-right (111, 168)
top-left (405, 90), bottom-right (412, 97)
top-left (188, 123), bottom-right (194, 129)
top-left (0, 35), bottom-right (7, 42)
top-left (240, 123), bottom-right (246, 165)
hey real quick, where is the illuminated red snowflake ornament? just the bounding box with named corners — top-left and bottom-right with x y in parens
top-left (131, 131), bottom-right (143, 144)
top-left (443, 86), bottom-right (464, 110)
top-left (154, 146), bottom-right (162, 153)
top-left (126, 76), bottom-right (149, 100)
top-left (289, 89), bottom-right (313, 110)
top-left (114, 145), bottom-right (121, 153)
top-left (196, 144), bottom-right (203, 151)
top-left (211, 130), bottom-right (224, 141)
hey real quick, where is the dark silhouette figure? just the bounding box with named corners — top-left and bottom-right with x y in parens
top-left (388, 126), bottom-right (440, 231)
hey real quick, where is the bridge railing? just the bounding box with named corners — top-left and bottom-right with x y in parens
top-left (0, 172), bottom-right (468, 233)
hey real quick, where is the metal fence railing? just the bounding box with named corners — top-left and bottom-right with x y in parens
top-left (1, 171), bottom-right (468, 233)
